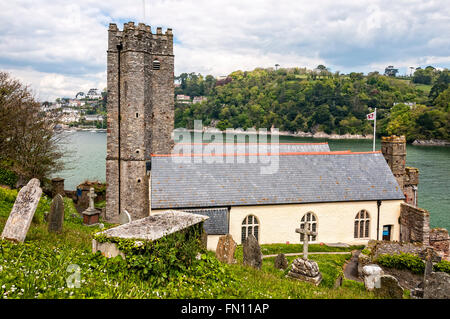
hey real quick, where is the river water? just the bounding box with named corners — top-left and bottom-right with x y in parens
top-left (57, 131), bottom-right (450, 230)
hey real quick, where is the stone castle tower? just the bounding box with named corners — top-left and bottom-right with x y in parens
top-left (106, 22), bottom-right (174, 222)
top-left (381, 135), bottom-right (419, 206)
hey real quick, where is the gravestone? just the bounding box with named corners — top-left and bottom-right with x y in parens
top-left (119, 210), bottom-right (132, 225)
top-left (287, 222), bottom-right (322, 285)
top-left (334, 275), bottom-right (343, 289)
top-left (287, 258), bottom-right (322, 286)
top-left (423, 271), bottom-right (450, 299)
top-left (1, 178), bottom-right (42, 243)
top-left (375, 275), bottom-right (404, 299)
top-left (424, 247), bottom-right (434, 277)
top-left (51, 177), bottom-right (65, 197)
top-left (362, 264), bottom-right (384, 290)
top-left (82, 188), bottom-right (100, 226)
top-left (92, 211), bottom-right (208, 258)
top-left (200, 231), bottom-right (208, 250)
top-left (411, 281), bottom-right (424, 299)
top-left (48, 194), bottom-right (64, 233)
top-left (215, 234), bottom-right (237, 264)
top-left (243, 235), bottom-right (262, 269)
top-left (274, 253), bottom-right (289, 270)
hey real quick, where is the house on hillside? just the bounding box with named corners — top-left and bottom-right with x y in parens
top-left (84, 114), bottom-right (104, 122)
top-left (192, 96), bottom-right (207, 104)
top-left (176, 95), bottom-right (192, 104)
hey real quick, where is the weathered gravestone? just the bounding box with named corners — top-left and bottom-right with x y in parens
top-left (119, 209), bottom-right (132, 225)
top-left (48, 194), bottom-right (64, 233)
top-left (362, 264), bottom-right (384, 291)
top-left (274, 253), bottom-right (289, 270)
top-left (216, 234), bottom-right (237, 264)
top-left (243, 234), bottom-right (262, 269)
top-left (1, 178), bottom-right (42, 243)
top-left (92, 210), bottom-right (208, 258)
top-left (287, 258), bottom-right (323, 286)
top-left (51, 177), bottom-right (65, 198)
top-left (375, 275), bottom-right (404, 299)
top-left (287, 222), bottom-right (322, 285)
top-left (423, 271), bottom-right (450, 299)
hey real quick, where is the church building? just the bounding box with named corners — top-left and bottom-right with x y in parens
top-left (150, 145), bottom-right (405, 250)
top-left (105, 22), bottom-right (416, 251)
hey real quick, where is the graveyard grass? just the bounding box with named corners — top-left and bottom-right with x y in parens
top-left (0, 188), bottom-right (382, 299)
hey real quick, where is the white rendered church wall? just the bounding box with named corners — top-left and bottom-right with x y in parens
top-left (228, 200), bottom-right (403, 246)
top-left (206, 235), bottom-right (221, 251)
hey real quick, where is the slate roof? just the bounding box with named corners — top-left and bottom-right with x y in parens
top-left (181, 208), bottom-right (229, 235)
top-left (151, 151), bottom-right (404, 209)
top-left (173, 142), bottom-right (330, 154)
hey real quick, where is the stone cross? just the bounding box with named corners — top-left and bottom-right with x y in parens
top-left (295, 222), bottom-right (317, 260)
top-left (88, 187), bottom-right (97, 210)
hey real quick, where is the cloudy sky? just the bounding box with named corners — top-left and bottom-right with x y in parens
top-left (1, 0), bottom-right (449, 101)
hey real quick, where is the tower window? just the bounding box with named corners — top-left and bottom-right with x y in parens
top-left (152, 60), bottom-right (160, 70)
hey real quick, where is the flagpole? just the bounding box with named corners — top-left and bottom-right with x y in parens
top-left (373, 108), bottom-right (377, 152)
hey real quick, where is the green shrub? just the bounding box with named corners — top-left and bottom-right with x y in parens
top-left (0, 166), bottom-right (17, 188)
top-left (0, 187), bottom-right (17, 204)
top-left (434, 260), bottom-right (450, 274)
top-left (376, 253), bottom-right (425, 274)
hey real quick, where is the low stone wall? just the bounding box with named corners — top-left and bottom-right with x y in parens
top-left (399, 203), bottom-right (430, 244)
top-left (430, 228), bottom-right (450, 260)
top-left (368, 240), bottom-right (427, 260)
top-left (75, 181), bottom-right (106, 213)
top-left (64, 190), bottom-right (77, 201)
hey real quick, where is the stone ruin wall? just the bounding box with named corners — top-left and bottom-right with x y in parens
top-left (429, 228), bottom-right (450, 259)
top-left (399, 202), bottom-right (430, 245)
top-left (403, 167), bottom-right (419, 206)
top-left (381, 136), bottom-right (449, 259)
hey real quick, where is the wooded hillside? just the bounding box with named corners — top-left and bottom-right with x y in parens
top-left (175, 67), bottom-right (450, 142)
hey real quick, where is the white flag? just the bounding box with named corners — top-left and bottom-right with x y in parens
top-left (366, 112), bottom-right (375, 120)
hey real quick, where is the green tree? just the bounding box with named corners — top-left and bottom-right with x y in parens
top-left (0, 72), bottom-right (65, 185)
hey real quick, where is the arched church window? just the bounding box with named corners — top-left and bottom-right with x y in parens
top-left (299, 212), bottom-right (317, 242)
top-left (241, 215), bottom-right (259, 243)
top-left (354, 210), bottom-right (370, 238)
top-left (152, 60), bottom-right (161, 70)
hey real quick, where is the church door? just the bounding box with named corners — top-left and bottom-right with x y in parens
top-left (382, 225), bottom-right (392, 241)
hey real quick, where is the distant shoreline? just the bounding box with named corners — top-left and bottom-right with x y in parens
top-left (186, 127), bottom-right (373, 140)
top-left (61, 127), bottom-right (106, 133)
top-left (412, 139), bottom-right (450, 147)
top-left (62, 127), bottom-right (449, 145)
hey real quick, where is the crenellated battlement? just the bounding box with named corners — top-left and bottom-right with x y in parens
top-left (381, 135), bottom-right (406, 143)
top-left (108, 22), bottom-right (173, 55)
